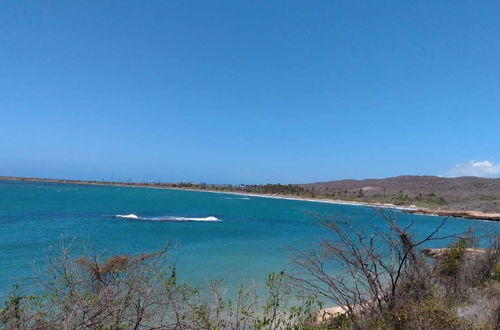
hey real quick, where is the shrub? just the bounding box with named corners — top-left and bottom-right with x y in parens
top-left (440, 238), bottom-right (467, 277)
top-left (492, 263), bottom-right (500, 282)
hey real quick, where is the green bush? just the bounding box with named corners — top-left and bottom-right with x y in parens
top-left (328, 313), bottom-right (351, 329)
top-left (491, 262), bottom-right (500, 282)
top-left (441, 238), bottom-right (467, 276)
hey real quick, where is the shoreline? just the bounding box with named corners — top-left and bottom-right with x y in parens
top-left (1, 176), bottom-right (499, 222)
top-left (0, 175), bottom-right (422, 212)
top-left (404, 209), bottom-right (500, 222)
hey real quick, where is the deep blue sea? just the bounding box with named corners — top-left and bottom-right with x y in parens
top-left (1, 180), bottom-right (499, 298)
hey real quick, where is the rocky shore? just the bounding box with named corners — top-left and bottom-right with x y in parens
top-left (404, 209), bottom-right (500, 222)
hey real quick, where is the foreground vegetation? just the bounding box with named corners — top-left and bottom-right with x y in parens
top-left (1, 213), bottom-right (499, 329)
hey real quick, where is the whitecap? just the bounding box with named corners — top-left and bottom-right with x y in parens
top-left (115, 214), bottom-right (140, 219)
top-left (114, 214), bottom-right (220, 222)
top-left (151, 216), bottom-right (220, 222)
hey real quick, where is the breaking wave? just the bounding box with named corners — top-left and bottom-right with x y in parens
top-left (114, 214), bottom-right (220, 222)
top-left (115, 214), bottom-right (139, 219)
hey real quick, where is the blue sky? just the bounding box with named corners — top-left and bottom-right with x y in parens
top-left (1, 1), bottom-right (499, 183)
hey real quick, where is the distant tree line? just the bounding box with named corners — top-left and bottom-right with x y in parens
top-left (152, 182), bottom-right (307, 196)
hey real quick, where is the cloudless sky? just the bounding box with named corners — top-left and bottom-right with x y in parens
top-left (1, 1), bottom-right (499, 183)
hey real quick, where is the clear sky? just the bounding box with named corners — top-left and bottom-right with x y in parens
top-left (1, 1), bottom-right (499, 183)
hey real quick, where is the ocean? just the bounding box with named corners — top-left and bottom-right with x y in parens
top-left (1, 180), bottom-right (498, 297)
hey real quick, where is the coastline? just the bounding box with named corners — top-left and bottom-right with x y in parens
top-left (1, 176), bottom-right (499, 222)
top-left (404, 209), bottom-right (500, 222)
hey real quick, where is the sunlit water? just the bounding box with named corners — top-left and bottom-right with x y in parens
top-left (1, 180), bottom-right (499, 298)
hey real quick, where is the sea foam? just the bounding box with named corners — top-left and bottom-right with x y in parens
top-left (115, 214), bottom-right (139, 219)
top-left (114, 214), bottom-right (220, 222)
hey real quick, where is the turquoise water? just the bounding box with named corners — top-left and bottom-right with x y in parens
top-left (1, 180), bottom-right (499, 297)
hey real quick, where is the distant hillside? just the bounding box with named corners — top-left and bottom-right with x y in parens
top-left (299, 176), bottom-right (500, 212)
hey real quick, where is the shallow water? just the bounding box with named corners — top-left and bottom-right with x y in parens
top-left (1, 180), bottom-right (498, 297)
